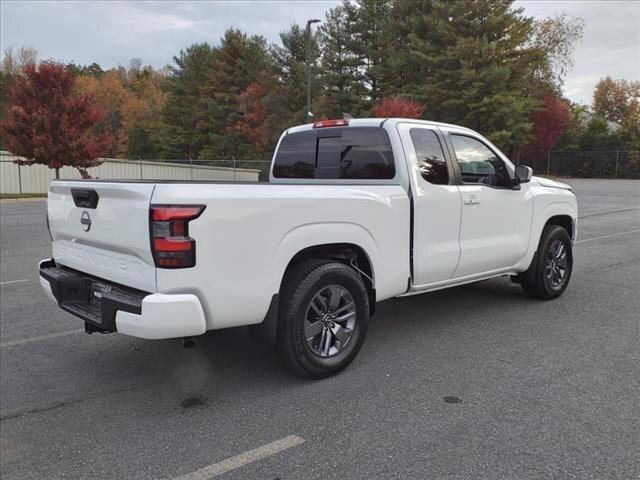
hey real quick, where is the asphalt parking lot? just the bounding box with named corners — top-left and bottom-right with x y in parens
top-left (1, 179), bottom-right (638, 480)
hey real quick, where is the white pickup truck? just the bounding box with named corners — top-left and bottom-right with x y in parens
top-left (39, 118), bottom-right (577, 377)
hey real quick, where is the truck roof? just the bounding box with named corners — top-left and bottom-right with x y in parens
top-left (285, 118), bottom-right (476, 135)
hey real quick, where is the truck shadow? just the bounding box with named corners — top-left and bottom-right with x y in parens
top-left (0, 276), bottom-right (537, 420)
top-left (156, 277), bottom-right (531, 393)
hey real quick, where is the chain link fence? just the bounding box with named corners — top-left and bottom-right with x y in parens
top-left (515, 150), bottom-right (639, 179)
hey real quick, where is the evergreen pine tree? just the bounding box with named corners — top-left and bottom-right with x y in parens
top-left (271, 23), bottom-right (320, 123)
top-left (347, 0), bottom-right (393, 104)
top-left (405, 0), bottom-right (543, 150)
top-left (318, 4), bottom-right (366, 117)
top-left (199, 29), bottom-right (271, 159)
top-left (160, 43), bottom-right (217, 159)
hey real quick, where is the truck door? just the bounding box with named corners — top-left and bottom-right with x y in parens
top-left (443, 130), bottom-right (534, 277)
top-left (397, 123), bottom-right (462, 286)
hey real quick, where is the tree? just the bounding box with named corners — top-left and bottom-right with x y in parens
top-left (318, 4), bottom-right (368, 117)
top-left (160, 43), bottom-right (217, 159)
top-left (235, 80), bottom-right (273, 156)
top-left (619, 100), bottom-right (640, 151)
top-left (556, 102), bottom-right (588, 150)
top-left (592, 77), bottom-right (640, 155)
top-left (529, 14), bottom-right (584, 90)
top-left (347, 0), bottom-right (393, 103)
top-left (373, 97), bottom-right (424, 118)
top-left (376, 0), bottom-right (429, 99)
top-left (524, 94), bottom-right (571, 151)
top-left (66, 62), bottom-right (104, 78)
top-left (271, 23), bottom-right (320, 123)
top-left (401, 0), bottom-right (544, 151)
top-left (579, 115), bottom-right (619, 151)
top-left (126, 123), bottom-right (161, 159)
top-left (75, 69), bottom-right (130, 157)
top-left (319, 0), bottom-right (394, 117)
top-left (0, 71), bottom-right (15, 145)
top-left (199, 29), bottom-right (271, 159)
top-left (1, 47), bottom-right (39, 141)
top-left (118, 62), bottom-right (166, 157)
top-left (593, 77), bottom-right (640, 124)
top-left (2, 46), bottom-right (38, 75)
top-left (0, 62), bottom-right (112, 177)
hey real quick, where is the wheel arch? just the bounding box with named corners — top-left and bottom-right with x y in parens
top-left (281, 242), bottom-right (375, 304)
top-left (270, 222), bottom-right (379, 295)
top-left (515, 201), bottom-right (577, 272)
top-left (250, 225), bottom-right (379, 345)
top-left (545, 214), bottom-right (576, 241)
top-left (250, 242), bottom-right (376, 345)
top-left (518, 214), bottom-right (575, 299)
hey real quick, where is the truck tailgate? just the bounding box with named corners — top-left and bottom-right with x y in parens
top-left (48, 181), bottom-right (157, 292)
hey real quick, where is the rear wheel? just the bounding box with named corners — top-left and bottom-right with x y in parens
top-left (277, 260), bottom-right (369, 378)
top-left (520, 224), bottom-right (573, 299)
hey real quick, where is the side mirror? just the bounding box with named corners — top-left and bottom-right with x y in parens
top-left (515, 165), bottom-right (533, 184)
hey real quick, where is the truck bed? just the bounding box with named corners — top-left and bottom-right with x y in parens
top-left (47, 179), bottom-right (412, 331)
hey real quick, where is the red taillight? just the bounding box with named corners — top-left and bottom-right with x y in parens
top-left (150, 205), bottom-right (205, 268)
top-left (151, 206), bottom-right (203, 221)
top-left (313, 119), bottom-right (349, 128)
top-left (153, 238), bottom-right (192, 252)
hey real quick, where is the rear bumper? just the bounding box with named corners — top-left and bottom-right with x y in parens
top-left (38, 259), bottom-right (206, 340)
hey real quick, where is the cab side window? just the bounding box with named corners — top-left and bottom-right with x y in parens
top-left (409, 129), bottom-right (449, 185)
top-left (450, 134), bottom-right (510, 188)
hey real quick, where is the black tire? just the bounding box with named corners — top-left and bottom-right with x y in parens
top-left (277, 259), bottom-right (369, 378)
top-left (520, 224), bottom-right (573, 300)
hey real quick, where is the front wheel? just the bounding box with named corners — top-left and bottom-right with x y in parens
top-left (277, 260), bottom-right (369, 378)
top-left (520, 224), bottom-right (573, 300)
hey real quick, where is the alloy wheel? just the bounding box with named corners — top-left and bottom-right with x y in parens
top-left (545, 239), bottom-right (568, 288)
top-left (304, 285), bottom-right (357, 358)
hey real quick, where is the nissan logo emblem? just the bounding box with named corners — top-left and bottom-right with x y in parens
top-left (80, 211), bottom-right (92, 232)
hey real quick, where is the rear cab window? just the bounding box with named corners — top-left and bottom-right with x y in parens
top-left (273, 127), bottom-right (395, 180)
top-left (409, 128), bottom-right (450, 185)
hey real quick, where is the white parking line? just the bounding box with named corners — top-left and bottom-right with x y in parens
top-left (0, 279), bottom-right (30, 286)
top-left (576, 229), bottom-right (640, 245)
top-left (173, 435), bottom-right (305, 480)
top-left (0, 329), bottom-right (85, 348)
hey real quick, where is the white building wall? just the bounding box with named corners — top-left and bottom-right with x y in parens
top-left (0, 152), bottom-right (261, 194)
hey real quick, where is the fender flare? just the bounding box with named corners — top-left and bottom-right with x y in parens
top-left (517, 201), bottom-right (577, 272)
top-left (269, 222), bottom-right (379, 295)
top-left (249, 223), bottom-right (379, 345)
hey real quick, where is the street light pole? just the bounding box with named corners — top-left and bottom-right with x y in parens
top-left (306, 18), bottom-right (321, 119)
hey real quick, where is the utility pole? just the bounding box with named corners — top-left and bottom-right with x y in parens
top-left (306, 18), bottom-right (321, 119)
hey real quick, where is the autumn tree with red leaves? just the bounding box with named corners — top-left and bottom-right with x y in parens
top-left (236, 81), bottom-right (269, 154)
top-left (525, 94), bottom-right (571, 151)
top-left (1, 61), bottom-right (112, 178)
top-left (373, 97), bottom-right (424, 119)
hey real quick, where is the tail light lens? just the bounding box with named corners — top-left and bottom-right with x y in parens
top-left (150, 205), bottom-right (205, 268)
top-left (313, 119), bottom-right (349, 128)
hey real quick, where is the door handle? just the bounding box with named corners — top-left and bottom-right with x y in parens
top-left (463, 196), bottom-right (480, 205)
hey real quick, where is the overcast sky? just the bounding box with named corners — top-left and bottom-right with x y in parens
top-left (1, 0), bottom-right (638, 105)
